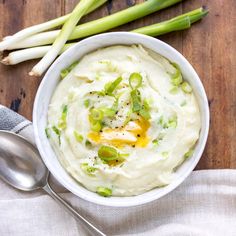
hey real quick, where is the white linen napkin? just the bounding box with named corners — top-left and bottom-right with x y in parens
top-left (0, 105), bottom-right (236, 236)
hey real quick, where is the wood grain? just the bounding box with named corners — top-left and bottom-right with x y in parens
top-left (0, 0), bottom-right (235, 169)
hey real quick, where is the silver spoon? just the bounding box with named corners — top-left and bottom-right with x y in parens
top-left (0, 130), bottom-right (106, 236)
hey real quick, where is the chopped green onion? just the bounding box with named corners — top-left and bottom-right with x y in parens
top-left (80, 163), bottom-right (97, 176)
top-left (85, 139), bottom-right (92, 147)
top-left (184, 149), bottom-right (194, 159)
top-left (60, 61), bottom-right (79, 79)
top-left (172, 75), bottom-right (183, 86)
top-left (58, 105), bottom-right (68, 129)
top-left (181, 81), bottom-right (192, 93)
top-left (139, 108), bottom-right (151, 120)
top-left (96, 186), bottom-right (112, 197)
top-left (100, 107), bottom-right (116, 117)
top-left (131, 89), bottom-right (142, 112)
top-left (152, 139), bottom-right (159, 145)
top-left (84, 99), bottom-right (90, 108)
top-left (52, 126), bottom-right (61, 135)
top-left (165, 116), bottom-right (177, 128)
top-left (90, 108), bottom-right (104, 121)
top-left (119, 153), bottom-right (129, 158)
top-left (170, 63), bottom-right (183, 86)
top-left (52, 126), bottom-right (61, 145)
top-left (91, 121), bottom-right (102, 132)
top-left (104, 77), bottom-right (122, 95)
top-left (45, 127), bottom-right (50, 138)
top-left (74, 130), bottom-right (83, 142)
top-left (111, 97), bottom-right (119, 114)
top-left (169, 86), bottom-right (179, 94)
top-left (129, 72), bottom-right (142, 89)
top-left (139, 99), bottom-right (151, 120)
top-left (98, 145), bottom-right (119, 162)
top-left (158, 116), bottom-right (165, 126)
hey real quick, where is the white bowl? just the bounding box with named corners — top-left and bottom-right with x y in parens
top-left (33, 32), bottom-right (209, 207)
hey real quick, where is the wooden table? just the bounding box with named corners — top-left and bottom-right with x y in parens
top-left (0, 0), bottom-right (235, 169)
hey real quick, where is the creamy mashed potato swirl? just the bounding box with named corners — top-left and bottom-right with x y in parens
top-left (47, 45), bottom-right (201, 197)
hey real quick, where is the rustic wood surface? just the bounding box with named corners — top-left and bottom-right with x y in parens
top-left (0, 0), bottom-right (235, 169)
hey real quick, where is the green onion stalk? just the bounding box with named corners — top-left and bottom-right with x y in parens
top-left (29, 0), bottom-right (97, 76)
top-left (6, 0), bottom-right (184, 50)
top-left (1, 7), bottom-right (208, 65)
top-left (0, 0), bottom-right (107, 52)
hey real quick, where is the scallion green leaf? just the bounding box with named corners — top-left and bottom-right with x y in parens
top-left (139, 108), bottom-right (151, 120)
top-left (131, 89), bottom-right (142, 112)
top-left (45, 127), bottom-right (50, 138)
top-left (84, 99), bottom-right (90, 108)
top-left (52, 126), bottom-right (61, 145)
top-left (74, 130), bottom-right (83, 142)
top-left (129, 72), bottom-right (142, 89)
top-left (85, 139), bottom-right (92, 147)
top-left (170, 63), bottom-right (183, 86)
top-left (80, 163), bottom-right (97, 176)
top-left (98, 145), bottom-right (119, 162)
top-left (58, 105), bottom-right (68, 129)
top-left (181, 81), bottom-right (192, 93)
top-left (96, 186), bottom-right (112, 197)
top-left (60, 61), bottom-right (79, 79)
top-left (184, 149), bottom-right (194, 159)
top-left (152, 139), bottom-right (159, 145)
top-left (100, 107), bottom-right (116, 117)
top-left (169, 86), bottom-right (179, 94)
top-left (104, 77), bottom-right (122, 95)
top-left (139, 99), bottom-right (151, 120)
top-left (90, 108), bottom-right (104, 121)
top-left (91, 121), bottom-right (102, 132)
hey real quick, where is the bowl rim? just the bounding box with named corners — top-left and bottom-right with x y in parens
top-left (33, 32), bottom-right (210, 207)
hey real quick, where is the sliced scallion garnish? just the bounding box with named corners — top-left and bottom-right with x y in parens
top-left (52, 126), bottom-right (61, 145)
top-left (169, 86), bottom-right (179, 94)
top-left (84, 99), bottom-right (90, 108)
top-left (60, 61), bottom-right (79, 79)
top-left (104, 77), bottom-right (122, 96)
top-left (96, 186), bottom-right (112, 197)
top-left (45, 127), bottom-right (50, 138)
top-left (85, 139), bottom-right (92, 147)
top-left (139, 108), bottom-right (151, 120)
top-left (181, 81), bottom-right (192, 93)
top-left (58, 105), bottom-right (68, 129)
top-left (171, 63), bottom-right (183, 86)
top-left (139, 99), bottom-right (151, 120)
top-left (129, 72), bottom-right (142, 89)
top-left (98, 145), bottom-right (119, 162)
top-left (80, 163), bottom-right (97, 176)
top-left (152, 139), bottom-right (159, 145)
top-left (184, 149), bottom-right (194, 159)
top-left (91, 121), bottom-right (102, 132)
top-left (74, 130), bottom-right (83, 142)
top-left (90, 108), bottom-right (104, 121)
top-left (100, 107), bottom-right (116, 117)
top-left (130, 89), bottom-right (142, 112)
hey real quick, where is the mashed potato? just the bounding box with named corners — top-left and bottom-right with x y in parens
top-left (47, 45), bottom-right (201, 197)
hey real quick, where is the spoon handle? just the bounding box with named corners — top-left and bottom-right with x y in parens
top-left (43, 183), bottom-right (106, 236)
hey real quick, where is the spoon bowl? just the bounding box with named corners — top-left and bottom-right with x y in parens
top-left (0, 130), bottom-right (106, 236)
top-left (0, 131), bottom-right (48, 191)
